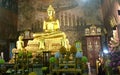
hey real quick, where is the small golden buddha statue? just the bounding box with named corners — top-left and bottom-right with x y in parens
top-left (43, 5), bottom-right (60, 33)
top-left (16, 35), bottom-right (24, 50)
top-left (10, 35), bottom-right (24, 63)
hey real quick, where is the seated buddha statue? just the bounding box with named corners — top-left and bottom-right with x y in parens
top-left (43, 5), bottom-right (60, 32)
top-left (27, 5), bottom-right (70, 52)
top-left (12, 35), bottom-right (24, 57)
top-left (16, 35), bottom-right (24, 50)
top-left (33, 5), bottom-right (65, 39)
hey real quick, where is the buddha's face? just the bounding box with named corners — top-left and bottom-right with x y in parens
top-left (19, 36), bottom-right (23, 41)
top-left (48, 10), bottom-right (53, 17)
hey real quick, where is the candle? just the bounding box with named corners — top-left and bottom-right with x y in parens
top-left (1, 52), bottom-right (4, 59)
top-left (87, 62), bottom-right (91, 75)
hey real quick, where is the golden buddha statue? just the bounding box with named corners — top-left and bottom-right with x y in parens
top-left (16, 35), bottom-right (24, 50)
top-left (26, 5), bottom-right (70, 54)
top-left (33, 5), bottom-right (65, 39)
top-left (12, 35), bottom-right (24, 54)
top-left (10, 35), bottom-right (24, 64)
top-left (43, 5), bottom-right (60, 32)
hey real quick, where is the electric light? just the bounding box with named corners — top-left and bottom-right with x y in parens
top-left (103, 49), bottom-right (109, 54)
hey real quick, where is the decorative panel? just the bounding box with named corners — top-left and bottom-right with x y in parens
top-left (86, 36), bottom-right (101, 67)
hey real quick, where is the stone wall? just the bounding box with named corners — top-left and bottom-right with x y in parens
top-left (0, 0), bottom-right (18, 39)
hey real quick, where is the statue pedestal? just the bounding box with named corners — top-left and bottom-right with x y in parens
top-left (25, 31), bottom-right (70, 55)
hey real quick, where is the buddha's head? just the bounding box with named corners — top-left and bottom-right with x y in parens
top-left (18, 35), bottom-right (23, 41)
top-left (47, 5), bottom-right (55, 17)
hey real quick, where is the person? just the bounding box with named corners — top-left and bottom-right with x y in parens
top-left (16, 35), bottom-right (24, 50)
top-left (43, 5), bottom-right (60, 33)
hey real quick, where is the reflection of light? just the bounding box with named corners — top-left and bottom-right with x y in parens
top-left (82, 0), bottom-right (88, 2)
top-left (103, 49), bottom-right (109, 54)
